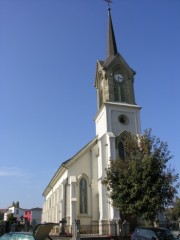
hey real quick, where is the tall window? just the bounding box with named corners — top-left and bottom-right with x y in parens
top-left (118, 141), bottom-right (125, 160)
top-left (79, 177), bottom-right (87, 214)
top-left (120, 85), bottom-right (126, 102)
top-left (114, 83), bottom-right (126, 102)
top-left (116, 131), bottom-right (129, 160)
top-left (114, 84), bottom-right (120, 101)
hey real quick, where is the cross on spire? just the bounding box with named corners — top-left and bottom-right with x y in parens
top-left (104, 0), bottom-right (112, 10)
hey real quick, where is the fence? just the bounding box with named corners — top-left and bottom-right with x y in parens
top-left (50, 223), bottom-right (131, 239)
top-left (50, 220), bottom-right (180, 239)
top-left (79, 224), bottom-right (117, 236)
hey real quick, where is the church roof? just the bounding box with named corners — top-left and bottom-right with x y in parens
top-left (103, 6), bottom-right (118, 68)
top-left (95, 6), bottom-right (136, 80)
top-left (62, 136), bottom-right (98, 167)
top-left (106, 8), bottom-right (117, 59)
top-left (42, 137), bottom-right (98, 196)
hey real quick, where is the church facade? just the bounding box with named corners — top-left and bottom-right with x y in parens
top-left (42, 7), bottom-right (141, 227)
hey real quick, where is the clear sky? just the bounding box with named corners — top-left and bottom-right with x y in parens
top-left (0, 0), bottom-right (180, 209)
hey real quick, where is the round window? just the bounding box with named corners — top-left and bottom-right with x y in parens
top-left (119, 114), bottom-right (129, 125)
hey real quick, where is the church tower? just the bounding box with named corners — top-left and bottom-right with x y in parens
top-left (42, 2), bottom-right (143, 228)
top-left (94, 6), bottom-right (141, 222)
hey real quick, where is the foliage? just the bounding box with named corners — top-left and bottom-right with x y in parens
top-left (12, 201), bottom-right (20, 208)
top-left (165, 197), bottom-right (180, 221)
top-left (7, 213), bottom-right (16, 222)
top-left (102, 129), bottom-right (179, 223)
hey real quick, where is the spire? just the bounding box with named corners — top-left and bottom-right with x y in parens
top-left (104, 5), bottom-right (118, 66)
top-left (107, 7), bottom-right (117, 58)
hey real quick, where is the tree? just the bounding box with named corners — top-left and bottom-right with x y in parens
top-left (165, 197), bottom-right (180, 221)
top-left (102, 129), bottom-right (179, 224)
top-left (12, 201), bottom-right (20, 208)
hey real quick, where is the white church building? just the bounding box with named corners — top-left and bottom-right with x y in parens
top-left (42, 6), bottom-right (141, 227)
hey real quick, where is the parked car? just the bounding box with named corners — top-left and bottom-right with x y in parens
top-left (0, 223), bottom-right (56, 240)
top-left (131, 227), bottom-right (179, 240)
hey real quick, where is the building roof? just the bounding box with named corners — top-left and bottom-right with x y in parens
top-left (103, 6), bottom-right (118, 67)
top-left (42, 136), bottom-right (98, 196)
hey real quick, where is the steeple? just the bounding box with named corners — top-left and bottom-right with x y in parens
top-left (94, 2), bottom-right (136, 110)
top-left (105, 7), bottom-right (117, 65)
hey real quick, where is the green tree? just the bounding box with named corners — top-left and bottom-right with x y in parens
top-left (16, 201), bottom-right (20, 208)
top-left (102, 129), bottom-right (179, 224)
top-left (166, 197), bottom-right (180, 221)
top-left (12, 201), bottom-right (20, 208)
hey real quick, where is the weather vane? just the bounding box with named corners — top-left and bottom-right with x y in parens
top-left (104, 0), bottom-right (112, 9)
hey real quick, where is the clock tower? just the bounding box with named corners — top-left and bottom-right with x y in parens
top-left (94, 7), bottom-right (136, 110)
top-left (94, 6), bottom-right (141, 222)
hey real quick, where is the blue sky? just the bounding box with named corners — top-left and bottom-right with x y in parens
top-left (0, 0), bottom-right (180, 209)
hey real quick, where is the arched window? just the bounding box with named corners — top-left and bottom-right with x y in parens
top-left (114, 84), bottom-right (120, 101)
top-left (114, 83), bottom-right (126, 102)
top-left (116, 131), bottom-right (129, 160)
top-left (120, 85), bottom-right (126, 102)
top-left (79, 177), bottom-right (87, 214)
top-left (118, 141), bottom-right (125, 160)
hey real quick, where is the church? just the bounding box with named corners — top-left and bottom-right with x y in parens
top-left (42, 5), bottom-right (141, 228)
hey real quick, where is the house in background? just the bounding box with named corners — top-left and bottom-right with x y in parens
top-left (3, 203), bottom-right (42, 227)
top-left (0, 209), bottom-right (7, 221)
top-left (24, 207), bottom-right (42, 225)
top-left (4, 205), bottom-right (26, 222)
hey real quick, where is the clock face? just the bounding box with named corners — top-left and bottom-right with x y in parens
top-left (114, 73), bottom-right (124, 82)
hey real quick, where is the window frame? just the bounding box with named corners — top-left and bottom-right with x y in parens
top-left (79, 177), bottom-right (88, 214)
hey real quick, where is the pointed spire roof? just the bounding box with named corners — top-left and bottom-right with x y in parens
top-left (107, 7), bottom-right (117, 59)
top-left (103, 6), bottom-right (118, 67)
